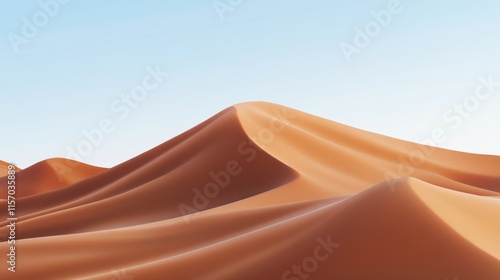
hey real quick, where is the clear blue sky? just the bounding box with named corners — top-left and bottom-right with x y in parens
top-left (1, 0), bottom-right (499, 168)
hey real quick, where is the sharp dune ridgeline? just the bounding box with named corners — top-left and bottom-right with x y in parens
top-left (1, 102), bottom-right (499, 280)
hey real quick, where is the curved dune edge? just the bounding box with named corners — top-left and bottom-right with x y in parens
top-left (0, 107), bottom-right (298, 238)
top-left (0, 101), bottom-right (499, 279)
top-left (409, 177), bottom-right (500, 261)
top-left (235, 101), bottom-right (500, 195)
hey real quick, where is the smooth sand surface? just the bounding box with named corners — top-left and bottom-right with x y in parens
top-left (1, 102), bottom-right (499, 279)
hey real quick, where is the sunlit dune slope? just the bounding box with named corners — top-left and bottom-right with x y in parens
top-left (234, 102), bottom-right (500, 200)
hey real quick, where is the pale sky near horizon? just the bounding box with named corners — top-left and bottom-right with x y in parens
top-left (1, 0), bottom-right (499, 168)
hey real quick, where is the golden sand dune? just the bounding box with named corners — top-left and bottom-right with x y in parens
top-left (1, 102), bottom-right (499, 280)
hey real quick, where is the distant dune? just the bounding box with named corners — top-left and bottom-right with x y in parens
top-left (0, 158), bottom-right (106, 199)
top-left (1, 102), bottom-right (499, 280)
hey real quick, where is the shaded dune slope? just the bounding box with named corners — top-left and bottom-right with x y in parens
top-left (0, 107), bottom-right (297, 239)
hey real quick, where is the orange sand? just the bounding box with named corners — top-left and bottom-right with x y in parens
top-left (0, 102), bottom-right (499, 280)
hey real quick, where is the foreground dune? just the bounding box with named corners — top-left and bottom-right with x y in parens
top-left (1, 102), bottom-right (499, 279)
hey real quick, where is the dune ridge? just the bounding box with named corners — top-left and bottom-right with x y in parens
top-left (1, 102), bottom-right (499, 280)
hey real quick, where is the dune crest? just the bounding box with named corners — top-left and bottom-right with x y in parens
top-left (1, 102), bottom-right (499, 279)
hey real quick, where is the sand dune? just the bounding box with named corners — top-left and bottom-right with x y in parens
top-left (0, 158), bottom-right (106, 200)
top-left (1, 102), bottom-right (499, 279)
